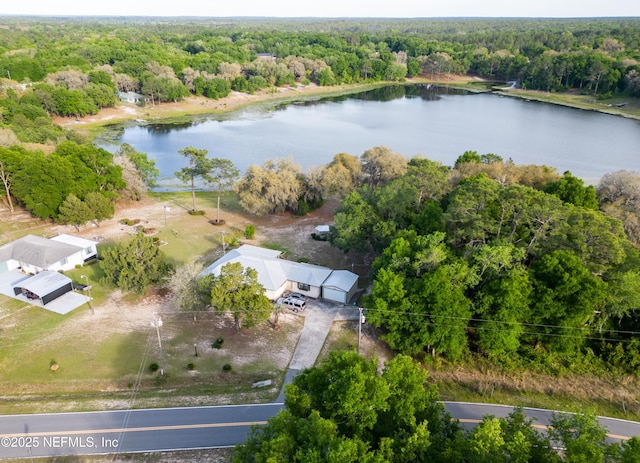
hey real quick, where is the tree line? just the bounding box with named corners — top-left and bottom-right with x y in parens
top-left (0, 141), bottom-right (157, 224)
top-left (1, 17), bottom-right (639, 133)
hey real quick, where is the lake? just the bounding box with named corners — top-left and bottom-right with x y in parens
top-left (107, 85), bottom-right (640, 190)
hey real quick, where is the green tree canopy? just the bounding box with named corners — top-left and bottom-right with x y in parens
top-left (202, 262), bottom-right (272, 331)
top-left (100, 232), bottom-right (173, 293)
top-left (236, 352), bottom-right (462, 463)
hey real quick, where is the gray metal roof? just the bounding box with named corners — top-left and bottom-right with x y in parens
top-left (322, 270), bottom-right (359, 292)
top-left (50, 234), bottom-right (98, 249)
top-left (0, 235), bottom-right (82, 269)
top-left (19, 271), bottom-right (72, 296)
top-left (201, 245), bottom-right (333, 291)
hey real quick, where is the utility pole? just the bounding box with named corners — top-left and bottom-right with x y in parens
top-left (357, 307), bottom-right (364, 354)
top-left (219, 231), bottom-right (227, 253)
top-left (81, 275), bottom-right (92, 312)
top-left (151, 313), bottom-right (166, 375)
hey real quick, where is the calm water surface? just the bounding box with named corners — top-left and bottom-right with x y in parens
top-left (110, 86), bottom-right (640, 190)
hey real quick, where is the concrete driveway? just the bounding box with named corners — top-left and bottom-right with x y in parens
top-left (276, 299), bottom-right (360, 402)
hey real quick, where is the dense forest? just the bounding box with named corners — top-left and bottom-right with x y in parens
top-left (325, 149), bottom-right (640, 376)
top-left (0, 17), bottom-right (639, 146)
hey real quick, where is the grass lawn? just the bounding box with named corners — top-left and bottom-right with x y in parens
top-left (0, 193), bottom-right (308, 414)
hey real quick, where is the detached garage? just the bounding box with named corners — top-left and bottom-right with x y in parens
top-left (321, 270), bottom-right (359, 304)
top-left (13, 271), bottom-right (73, 306)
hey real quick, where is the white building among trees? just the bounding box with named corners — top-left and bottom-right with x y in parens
top-left (201, 244), bottom-right (358, 304)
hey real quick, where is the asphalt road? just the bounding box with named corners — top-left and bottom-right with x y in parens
top-left (0, 403), bottom-right (282, 459)
top-left (1, 402), bottom-right (639, 459)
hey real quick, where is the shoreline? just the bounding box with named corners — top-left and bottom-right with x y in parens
top-left (53, 75), bottom-right (485, 132)
top-left (54, 76), bottom-right (640, 135)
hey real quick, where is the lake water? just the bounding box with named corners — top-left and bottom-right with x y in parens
top-left (108, 85), bottom-right (640, 190)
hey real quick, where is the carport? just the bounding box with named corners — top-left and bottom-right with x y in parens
top-left (13, 271), bottom-right (73, 305)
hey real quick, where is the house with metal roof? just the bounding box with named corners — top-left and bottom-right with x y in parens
top-left (200, 244), bottom-right (358, 304)
top-left (0, 234), bottom-right (98, 274)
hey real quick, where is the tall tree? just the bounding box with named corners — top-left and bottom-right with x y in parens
top-left (57, 194), bottom-right (93, 231)
top-left (168, 262), bottom-right (210, 315)
top-left (548, 411), bottom-right (609, 462)
top-left (201, 158), bottom-right (239, 223)
top-left (204, 262), bottom-right (272, 331)
top-left (237, 352), bottom-right (462, 463)
top-left (175, 146), bottom-right (209, 212)
top-left (117, 143), bottom-right (159, 188)
top-left (0, 147), bottom-right (19, 214)
top-left (360, 146), bottom-right (407, 188)
top-left (320, 152), bottom-right (363, 198)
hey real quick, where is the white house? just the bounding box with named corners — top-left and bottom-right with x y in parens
top-left (116, 91), bottom-right (146, 103)
top-left (0, 234), bottom-right (98, 274)
top-left (200, 244), bottom-right (359, 304)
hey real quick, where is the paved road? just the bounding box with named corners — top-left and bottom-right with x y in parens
top-left (0, 404), bottom-right (283, 459)
top-left (443, 402), bottom-right (640, 442)
top-left (1, 402), bottom-right (639, 459)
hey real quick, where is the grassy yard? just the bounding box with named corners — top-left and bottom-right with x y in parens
top-left (0, 193), bottom-right (314, 414)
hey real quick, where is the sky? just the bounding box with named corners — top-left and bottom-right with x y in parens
top-left (1, 0), bottom-right (639, 19)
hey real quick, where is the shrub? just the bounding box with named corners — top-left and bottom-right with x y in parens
top-left (187, 363), bottom-right (196, 371)
top-left (212, 337), bottom-right (224, 349)
top-left (149, 362), bottom-right (160, 372)
top-left (245, 224), bottom-right (256, 239)
top-left (222, 363), bottom-right (232, 372)
top-left (188, 210), bottom-right (205, 216)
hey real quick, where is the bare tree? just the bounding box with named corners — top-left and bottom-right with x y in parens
top-left (44, 69), bottom-right (88, 89)
top-left (597, 170), bottom-right (640, 244)
top-left (360, 146), bottom-right (408, 188)
top-left (168, 262), bottom-right (210, 318)
top-left (237, 158), bottom-right (303, 215)
top-left (217, 62), bottom-right (242, 80)
top-left (114, 73), bottom-right (138, 93)
top-left (320, 152), bottom-right (363, 198)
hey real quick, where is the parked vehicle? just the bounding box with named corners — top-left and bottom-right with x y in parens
top-left (287, 292), bottom-right (308, 301)
top-left (279, 296), bottom-right (306, 312)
